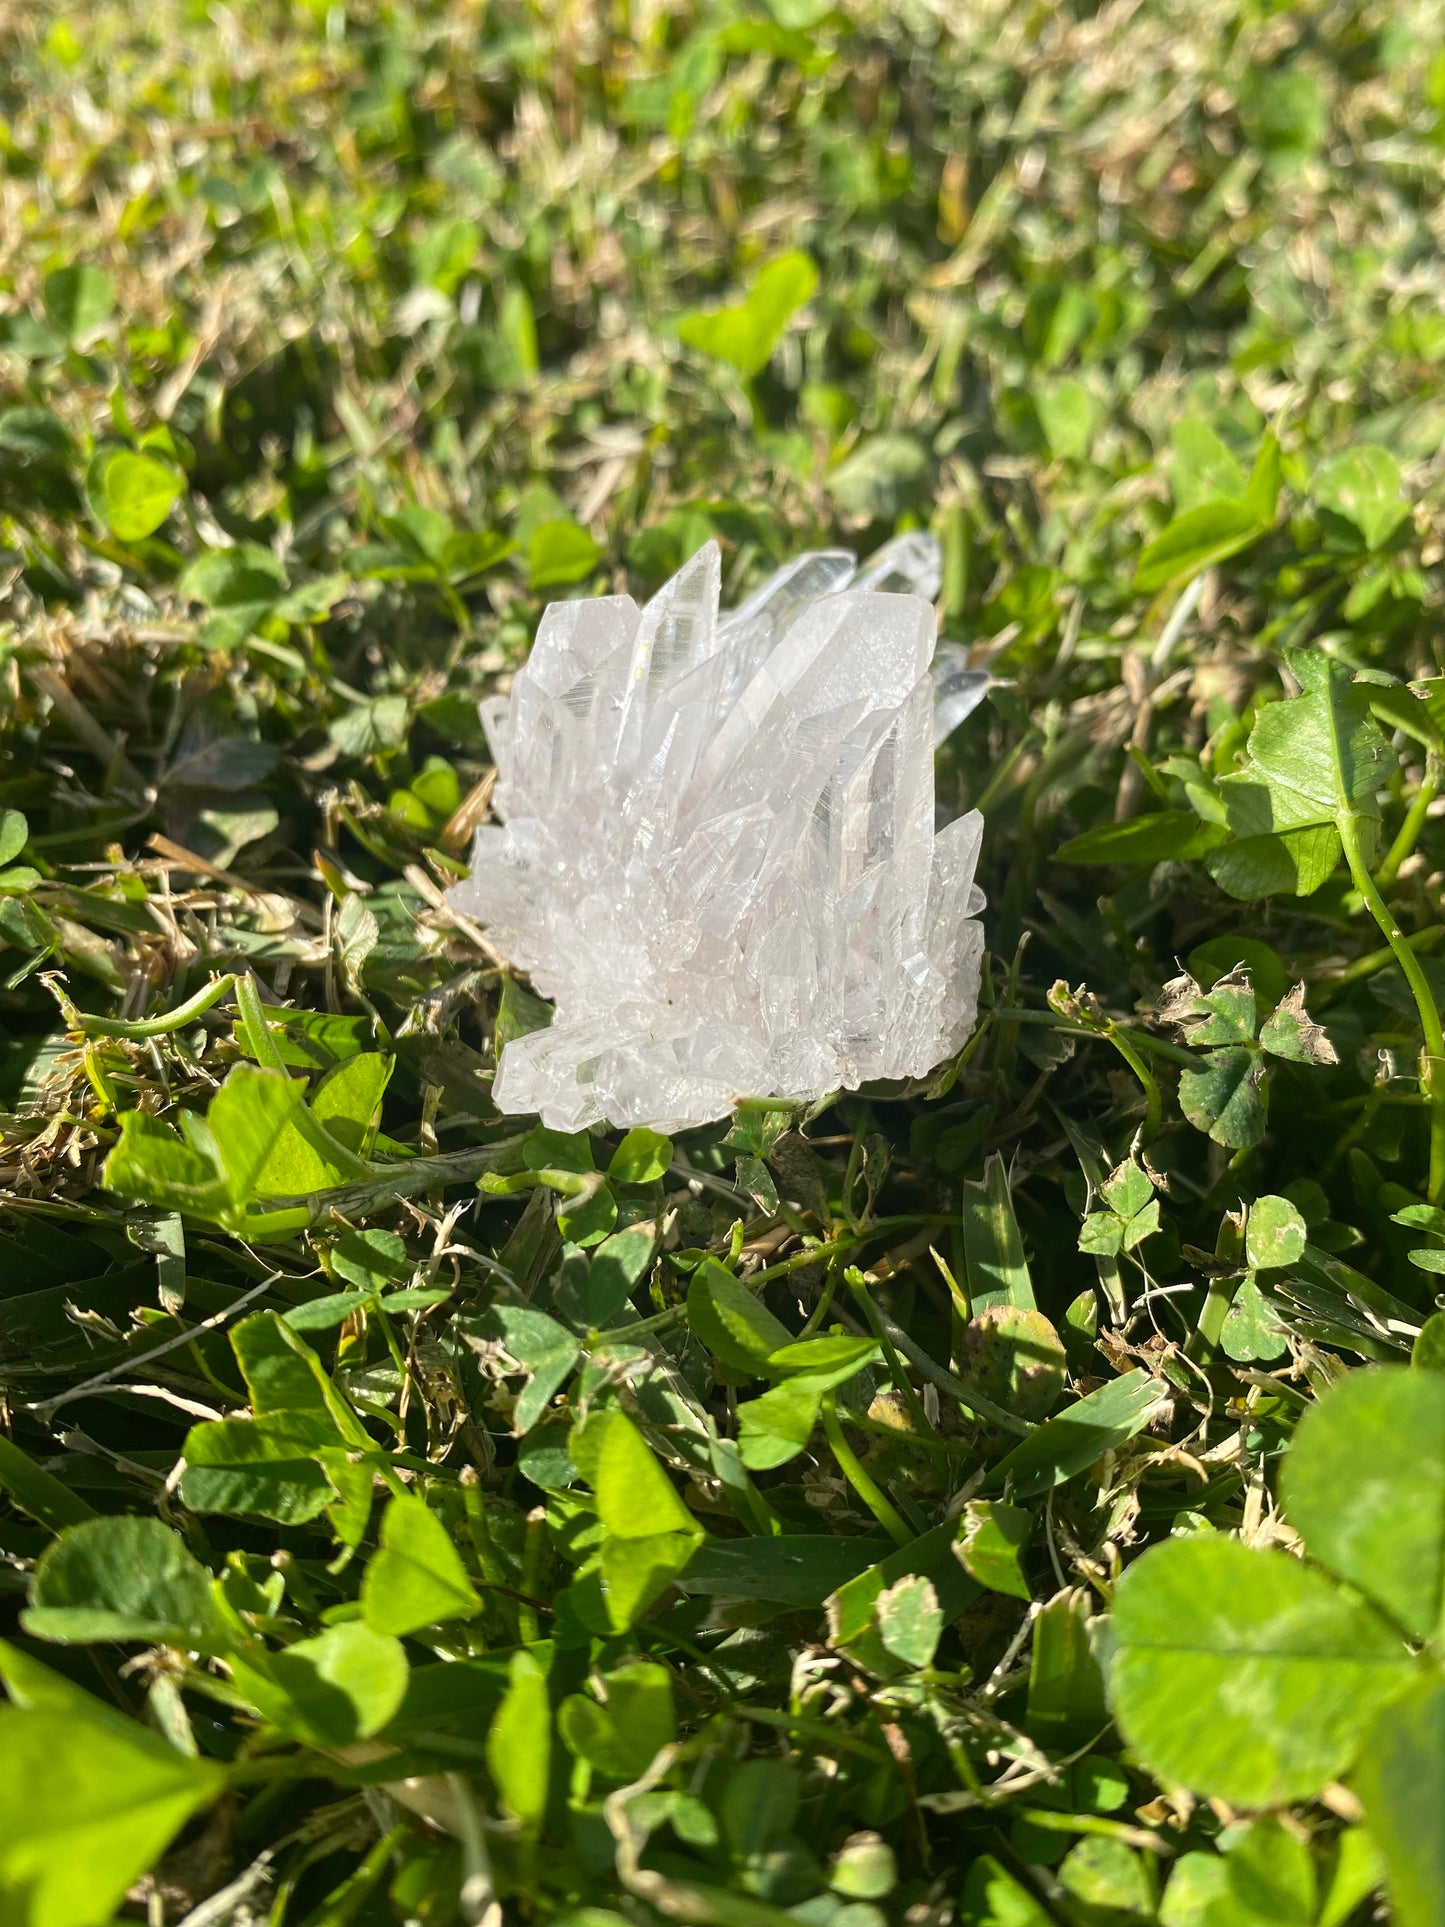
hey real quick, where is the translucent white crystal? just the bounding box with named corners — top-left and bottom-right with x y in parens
top-left (448, 534), bottom-right (988, 1132)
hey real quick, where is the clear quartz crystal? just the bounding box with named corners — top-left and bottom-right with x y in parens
top-left (449, 533), bottom-right (989, 1131)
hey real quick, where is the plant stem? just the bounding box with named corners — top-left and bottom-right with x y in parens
top-left (1184, 1274), bottom-right (1240, 1364)
top-left (846, 1268), bottom-right (939, 1439)
top-left (24, 1268), bottom-right (282, 1417)
top-left (869, 1302), bottom-right (1032, 1438)
top-left (1377, 752), bottom-right (1440, 888)
top-left (971, 728), bottom-right (1040, 816)
top-left (243, 1139), bottom-right (529, 1235)
top-left (460, 1474), bottom-right (510, 1590)
top-left (234, 970), bottom-right (287, 1069)
top-left (1339, 812), bottom-right (1445, 1204)
top-left (80, 1042), bottom-right (118, 1116)
top-left (1103, 1023), bottom-right (1163, 1141)
top-left (591, 1216), bottom-right (955, 1346)
top-left (517, 1508), bottom-right (547, 1643)
top-left (820, 1391), bottom-right (913, 1546)
top-left (994, 1007), bottom-right (1197, 1069)
top-left (749, 1216), bottom-right (956, 1284)
top-left (796, 1262), bottom-right (839, 1337)
top-left (306, 1822), bottom-right (410, 1927)
top-left (447, 1775), bottom-right (503, 1927)
top-left (1310, 922), bottom-right (1445, 1000)
top-left (734, 1704), bottom-right (889, 1763)
top-left (46, 969), bottom-right (238, 1038)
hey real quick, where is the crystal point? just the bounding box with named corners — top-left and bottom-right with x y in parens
top-left (449, 537), bottom-right (986, 1130)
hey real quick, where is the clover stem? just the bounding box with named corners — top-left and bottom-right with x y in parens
top-left (233, 969), bottom-right (288, 1071)
top-left (796, 1262), bottom-right (840, 1338)
top-left (847, 1271), bottom-right (940, 1441)
top-left (45, 968), bottom-right (238, 1038)
top-left (994, 1008), bottom-right (1198, 1069)
top-left (460, 1472), bottom-right (512, 1592)
top-left (820, 1390), bottom-right (913, 1547)
top-left (1104, 1023), bottom-right (1163, 1143)
top-left (242, 1138), bottom-right (529, 1237)
top-left (1339, 811), bottom-right (1445, 1205)
top-left (371, 1297), bottom-right (410, 1390)
top-left (846, 1268), bottom-right (940, 1440)
top-left (80, 1042), bottom-right (118, 1117)
top-left (869, 1301), bottom-right (1033, 1437)
top-left (1377, 753), bottom-right (1440, 888)
top-left (517, 1509), bottom-right (548, 1643)
top-left (1184, 1274), bottom-right (1241, 1365)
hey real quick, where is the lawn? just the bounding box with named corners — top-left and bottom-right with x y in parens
top-left (1, 2), bottom-right (1444, 1923)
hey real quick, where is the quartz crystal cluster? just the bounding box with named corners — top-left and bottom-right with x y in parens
top-left (448, 533), bottom-right (989, 1131)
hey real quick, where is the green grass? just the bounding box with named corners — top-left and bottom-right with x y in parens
top-left (2, 2), bottom-right (1445, 1923)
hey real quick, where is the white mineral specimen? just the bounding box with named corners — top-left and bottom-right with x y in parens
top-left (448, 534), bottom-right (989, 1132)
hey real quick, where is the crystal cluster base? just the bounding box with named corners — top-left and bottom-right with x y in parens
top-left (448, 534), bottom-right (988, 1132)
